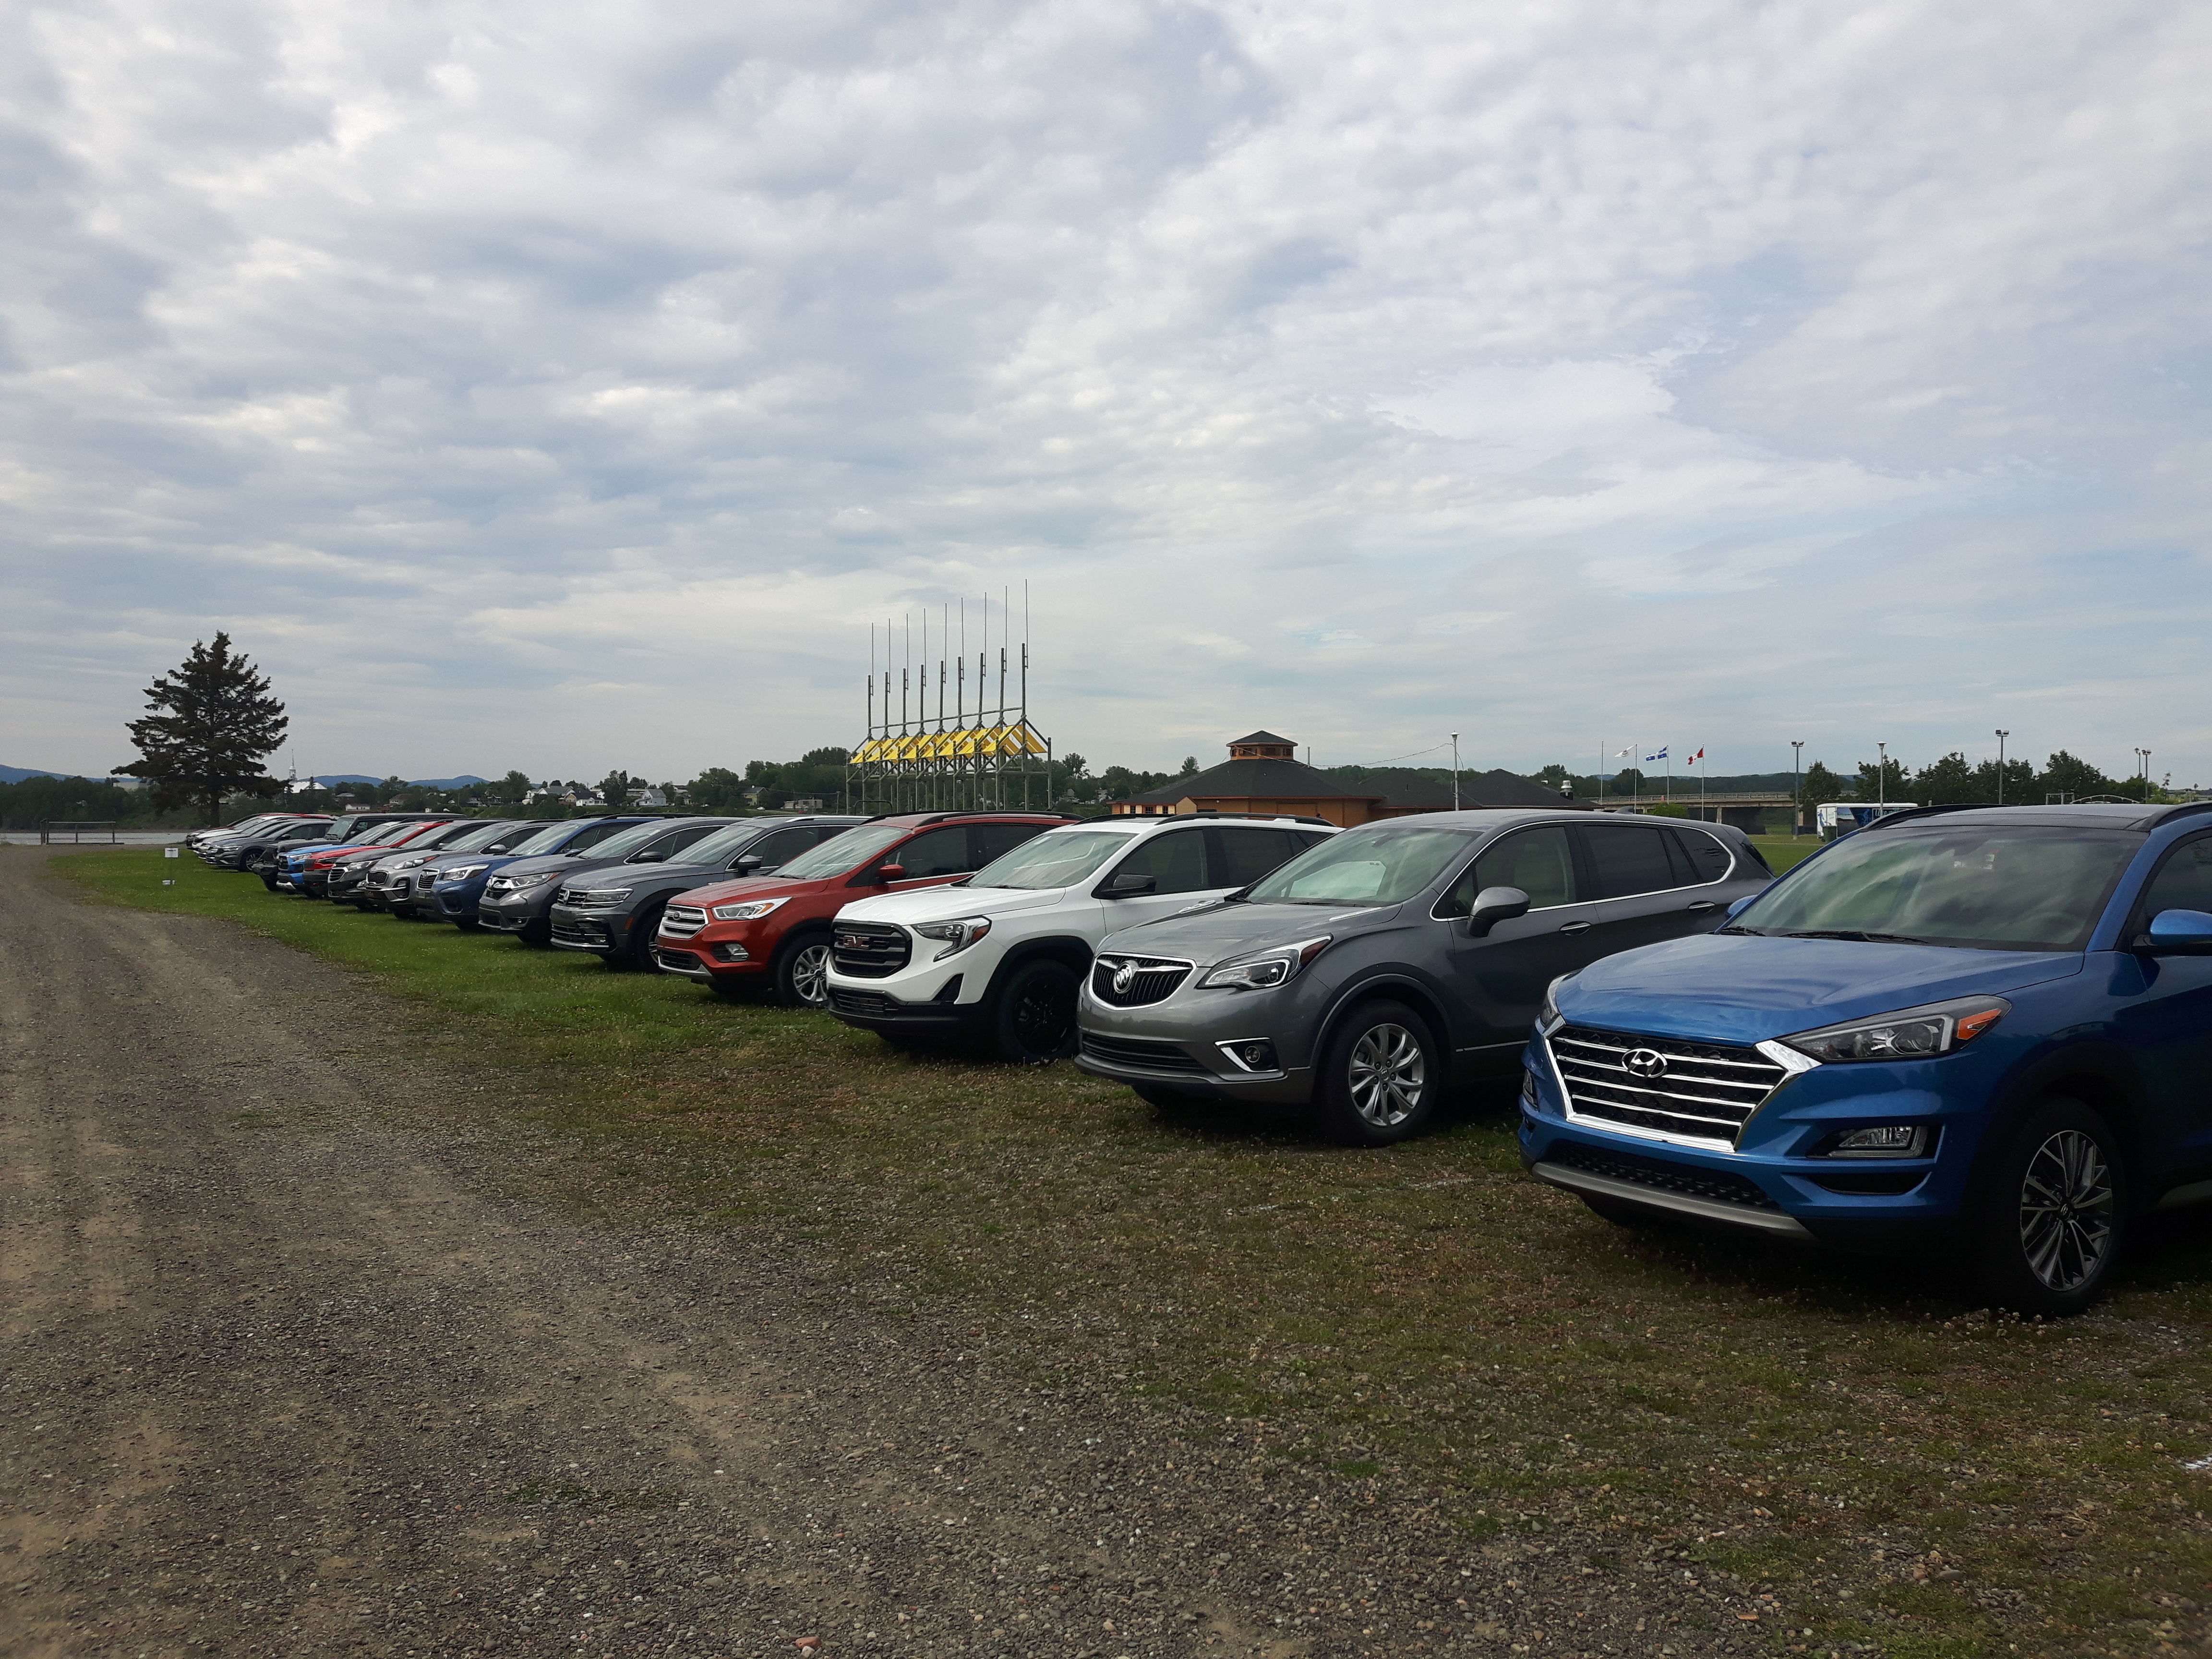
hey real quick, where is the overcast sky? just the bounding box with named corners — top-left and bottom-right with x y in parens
top-left (5, 0), bottom-right (2208, 786)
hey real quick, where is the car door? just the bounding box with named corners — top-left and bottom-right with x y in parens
top-left (1094, 827), bottom-right (1219, 932)
top-left (883, 824), bottom-right (977, 890)
top-left (2114, 831), bottom-right (2212, 1184)
top-left (1438, 824), bottom-right (1602, 1052)
top-left (1573, 819), bottom-right (1717, 957)
top-left (1211, 825), bottom-right (1318, 892)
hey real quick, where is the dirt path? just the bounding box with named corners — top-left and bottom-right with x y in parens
top-left (0, 848), bottom-right (1725, 1659)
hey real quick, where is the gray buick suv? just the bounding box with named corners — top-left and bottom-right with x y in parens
top-left (1074, 809), bottom-right (1771, 1145)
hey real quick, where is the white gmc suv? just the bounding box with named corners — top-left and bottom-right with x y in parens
top-left (821, 814), bottom-right (1336, 1061)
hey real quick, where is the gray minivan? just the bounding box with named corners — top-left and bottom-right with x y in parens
top-left (1073, 809), bottom-right (1771, 1144)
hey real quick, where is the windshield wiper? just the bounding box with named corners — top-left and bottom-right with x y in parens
top-left (1715, 924), bottom-right (1764, 935)
top-left (1783, 928), bottom-right (1932, 945)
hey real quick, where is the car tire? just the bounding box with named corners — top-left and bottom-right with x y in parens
top-left (991, 960), bottom-right (1080, 1063)
top-left (1315, 1000), bottom-right (1441, 1147)
top-left (1969, 1096), bottom-right (2125, 1317)
top-left (773, 932), bottom-right (834, 1010)
top-left (259, 874), bottom-right (280, 891)
top-left (630, 904), bottom-right (669, 970)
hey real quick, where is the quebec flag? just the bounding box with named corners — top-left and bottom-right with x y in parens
top-left (1644, 748), bottom-right (1668, 763)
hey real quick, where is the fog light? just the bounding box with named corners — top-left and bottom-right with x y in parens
top-left (1829, 1124), bottom-right (1929, 1159)
top-left (715, 942), bottom-right (751, 962)
top-left (1216, 1038), bottom-right (1277, 1073)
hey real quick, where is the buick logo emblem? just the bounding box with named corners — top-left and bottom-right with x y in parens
top-left (1624, 1048), bottom-right (1670, 1081)
top-left (1109, 960), bottom-right (1137, 994)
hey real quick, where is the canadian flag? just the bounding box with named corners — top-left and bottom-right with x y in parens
top-left (1686, 747), bottom-right (1706, 766)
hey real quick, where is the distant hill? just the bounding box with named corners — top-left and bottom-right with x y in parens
top-left (306, 774), bottom-right (491, 790)
top-left (0, 764), bottom-right (129, 784)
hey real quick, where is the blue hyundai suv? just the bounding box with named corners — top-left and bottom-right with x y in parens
top-left (1520, 802), bottom-right (2212, 1314)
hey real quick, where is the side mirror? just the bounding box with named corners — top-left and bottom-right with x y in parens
top-left (1101, 872), bottom-right (1157, 897)
top-left (2145, 908), bottom-right (2212, 953)
top-left (629, 849), bottom-right (667, 863)
top-left (733, 854), bottom-right (765, 873)
top-left (1726, 895), bottom-right (1757, 920)
top-left (1463, 885), bottom-right (1531, 938)
top-left (876, 863), bottom-right (907, 883)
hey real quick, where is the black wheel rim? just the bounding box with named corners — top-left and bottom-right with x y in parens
top-left (1012, 975), bottom-right (1074, 1056)
top-left (2018, 1128), bottom-right (2114, 1292)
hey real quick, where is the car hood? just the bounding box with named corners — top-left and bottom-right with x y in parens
top-left (1098, 900), bottom-right (1404, 964)
top-left (838, 884), bottom-right (1068, 925)
top-left (670, 872), bottom-right (849, 906)
top-left (1558, 932), bottom-right (2087, 1046)
top-left (494, 852), bottom-right (628, 880)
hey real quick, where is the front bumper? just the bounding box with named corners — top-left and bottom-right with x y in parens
top-left (1516, 1027), bottom-right (1990, 1249)
top-left (549, 906), bottom-right (633, 954)
top-left (1073, 985), bottom-right (1312, 1104)
top-left (476, 885), bottom-right (560, 933)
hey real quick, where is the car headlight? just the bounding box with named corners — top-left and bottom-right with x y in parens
top-left (439, 864), bottom-right (487, 881)
top-left (912, 916), bottom-right (992, 958)
top-left (710, 896), bottom-right (790, 922)
top-left (494, 871), bottom-right (562, 890)
top-left (1781, 996), bottom-right (2010, 1064)
top-left (1538, 971), bottom-right (1579, 1033)
top-left (1197, 936), bottom-right (1332, 991)
top-left (565, 888), bottom-right (631, 907)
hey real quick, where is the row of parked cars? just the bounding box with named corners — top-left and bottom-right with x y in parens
top-left (188, 797), bottom-right (2212, 1315)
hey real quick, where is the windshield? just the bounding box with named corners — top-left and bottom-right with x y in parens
top-left (970, 828), bottom-right (1136, 889)
top-left (353, 822), bottom-right (415, 845)
top-left (588, 819), bottom-right (686, 859)
top-left (772, 824), bottom-right (910, 879)
top-left (1245, 824), bottom-right (1475, 906)
top-left (682, 821), bottom-right (787, 866)
top-left (1733, 825), bottom-right (2142, 951)
top-left (438, 820), bottom-right (517, 853)
top-left (506, 822), bottom-right (579, 857)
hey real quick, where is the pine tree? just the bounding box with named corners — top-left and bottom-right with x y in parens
top-left (118, 633), bottom-right (289, 825)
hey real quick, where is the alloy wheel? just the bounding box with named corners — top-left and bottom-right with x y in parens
top-left (790, 943), bottom-right (831, 1007)
top-left (2018, 1128), bottom-right (2115, 1293)
top-left (1011, 976), bottom-right (1075, 1057)
top-left (1346, 1023), bottom-right (1426, 1129)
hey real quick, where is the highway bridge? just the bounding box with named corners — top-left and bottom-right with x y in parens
top-left (1588, 792), bottom-right (1800, 833)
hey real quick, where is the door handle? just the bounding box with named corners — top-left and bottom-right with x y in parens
top-left (1685, 901), bottom-right (1720, 913)
top-left (1556, 920), bottom-right (1593, 935)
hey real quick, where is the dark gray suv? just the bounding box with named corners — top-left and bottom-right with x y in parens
top-left (1074, 809), bottom-right (1771, 1145)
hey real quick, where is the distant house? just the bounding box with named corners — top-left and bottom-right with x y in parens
top-left (784, 796), bottom-right (825, 811)
top-left (560, 783), bottom-right (602, 806)
top-left (635, 786), bottom-right (669, 808)
top-left (1109, 731), bottom-right (1587, 827)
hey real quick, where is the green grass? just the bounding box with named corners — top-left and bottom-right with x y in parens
top-left (1751, 834), bottom-right (1821, 873)
top-left (53, 849), bottom-right (2212, 1655)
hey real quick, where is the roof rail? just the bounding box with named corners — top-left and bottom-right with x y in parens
top-left (1177, 810), bottom-right (1336, 827)
top-left (1856, 804), bottom-right (1991, 831)
top-left (861, 808), bottom-right (1077, 825)
top-left (2150, 800), bottom-right (2212, 828)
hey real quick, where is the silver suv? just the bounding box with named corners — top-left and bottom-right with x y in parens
top-left (1074, 809), bottom-right (1771, 1145)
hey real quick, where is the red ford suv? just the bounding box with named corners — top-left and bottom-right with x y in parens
top-left (654, 811), bottom-right (1074, 1008)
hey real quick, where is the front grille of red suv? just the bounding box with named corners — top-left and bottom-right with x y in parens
top-left (659, 904), bottom-right (708, 939)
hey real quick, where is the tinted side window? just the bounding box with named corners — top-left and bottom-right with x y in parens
top-left (564, 820), bottom-right (626, 852)
top-left (742, 827), bottom-right (818, 868)
top-left (642, 823), bottom-right (718, 860)
top-left (1582, 823), bottom-right (1679, 899)
top-left (1215, 827), bottom-right (1302, 887)
top-left (894, 826), bottom-right (974, 878)
top-left (1669, 828), bottom-right (1735, 884)
top-left (971, 821), bottom-right (1051, 865)
top-left (1458, 826), bottom-right (1580, 911)
top-left (2140, 834), bottom-right (2212, 917)
top-left (1111, 830), bottom-right (1212, 895)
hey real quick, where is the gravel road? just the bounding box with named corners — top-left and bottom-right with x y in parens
top-left (1, 847), bottom-right (1743, 1659)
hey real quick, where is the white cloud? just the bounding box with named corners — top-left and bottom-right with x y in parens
top-left (3, 0), bottom-right (2209, 786)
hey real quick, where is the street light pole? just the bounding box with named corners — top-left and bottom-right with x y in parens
top-left (1450, 733), bottom-right (1460, 811)
top-left (1995, 730), bottom-right (2009, 806)
top-left (1791, 740), bottom-right (1804, 837)
top-left (1877, 742), bottom-right (1888, 811)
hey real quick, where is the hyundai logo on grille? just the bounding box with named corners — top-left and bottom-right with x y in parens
top-left (1623, 1048), bottom-right (1671, 1080)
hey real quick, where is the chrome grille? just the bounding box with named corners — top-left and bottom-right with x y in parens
top-left (1089, 954), bottom-right (1192, 1009)
top-left (832, 922), bottom-right (910, 978)
top-left (659, 904), bottom-right (708, 939)
top-left (1079, 1033), bottom-right (1207, 1075)
top-left (1548, 1024), bottom-right (1789, 1147)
